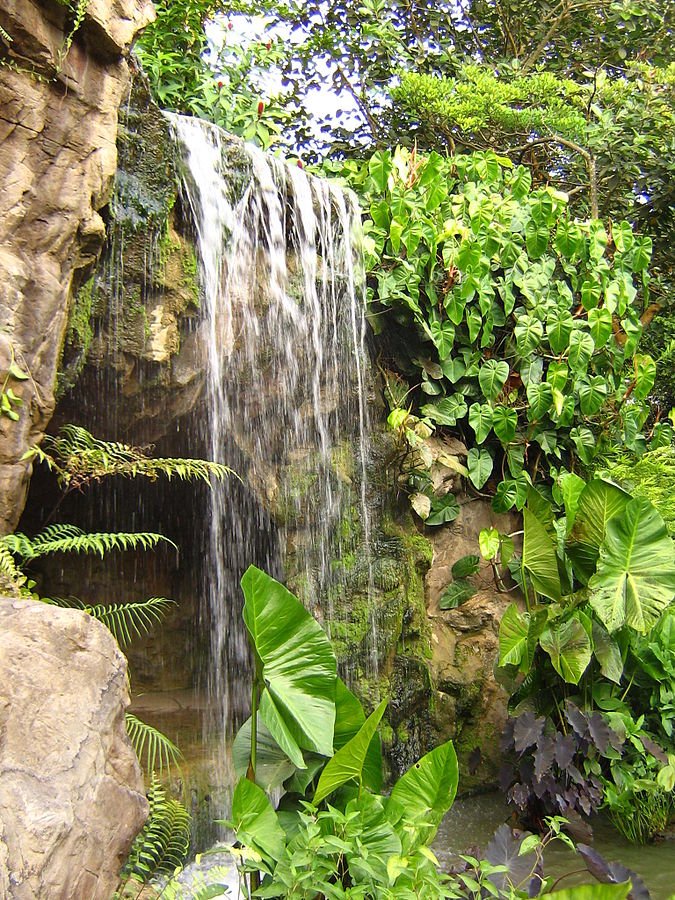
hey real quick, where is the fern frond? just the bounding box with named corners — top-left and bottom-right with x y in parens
top-left (46, 596), bottom-right (175, 645)
top-left (126, 714), bottom-right (182, 774)
top-left (1, 531), bottom-right (42, 561)
top-left (30, 530), bottom-right (176, 558)
top-left (87, 598), bottom-right (176, 646)
top-left (0, 541), bottom-right (29, 597)
top-left (36, 425), bottom-right (235, 490)
top-left (121, 774), bottom-right (191, 884)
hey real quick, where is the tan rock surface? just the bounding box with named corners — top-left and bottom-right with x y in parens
top-left (0, 597), bottom-right (148, 899)
top-left (426, 499), bottom-right (520, 789)
top-left (0, 0), bottom-right (154, 533)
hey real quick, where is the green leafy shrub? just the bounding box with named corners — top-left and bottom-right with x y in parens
top-left (487, 475), bottom-right (675, 840)
top-left (340, 147), bottom-right (656, 514)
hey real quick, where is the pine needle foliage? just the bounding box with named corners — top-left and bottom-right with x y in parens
top-left (2, 525), bottom-right (176, 562)
top-left (48, 596), bottom-right (176, 647)
top-left (125, 714), bottom-right (183, 774)
top-left (28, 424), bottom-right (234, 491)
top-left (120, 775), bottom-right (191, 884)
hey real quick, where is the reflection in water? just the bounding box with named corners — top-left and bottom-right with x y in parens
top-left (434, 793), bottom-right (675, 899)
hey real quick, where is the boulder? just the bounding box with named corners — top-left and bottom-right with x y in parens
top-left (0, 598), bottom-right (148, 899)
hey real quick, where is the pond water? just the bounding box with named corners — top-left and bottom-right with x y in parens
top-left (434, 793), bottom-right (675, 899)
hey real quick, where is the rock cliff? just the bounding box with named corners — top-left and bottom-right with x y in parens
top-left (0, 0), bottom-right (155, 533)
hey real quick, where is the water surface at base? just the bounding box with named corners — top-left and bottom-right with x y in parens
top-left (434, 793), bottom-right (675, 899)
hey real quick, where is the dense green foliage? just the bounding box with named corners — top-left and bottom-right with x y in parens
top-left (338, 146), bottom-right (658, 512)
top-left (133, 0), bottom-right (674, 405)
top-left (485, 475), bottom-right (675, 841)
top-left (189, 567), bottom-right (638, 898)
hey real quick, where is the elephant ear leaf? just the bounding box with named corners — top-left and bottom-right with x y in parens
top-left (567, 479), bottom-right (630, 582)
top-left (539, 619), bottom-right (592, 684)
top-left (523, 507), bottom-right (561, 601)
top-left (230, 777), bottom-right (286, 865)
top-left (386, 740), bottom-right (458, 846)
top-left (313, 699), bottom-right (387, 805)
top-left (232, 714), bottom-right (297, 790)
top-left (589, 498), bottom-right (675, 633)
top-left (333, 678), bottom-right (383, 793)
top-left (241, 565), bottom-right (337, 764)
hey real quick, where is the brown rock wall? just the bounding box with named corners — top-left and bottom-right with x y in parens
top-left (0, 0), bottom-right (154, 533)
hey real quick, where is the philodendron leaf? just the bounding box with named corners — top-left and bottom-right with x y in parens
top-left (523, 507), bottom-right (561, 602)
top-left (231, 776), bottom-right (286, 865)
top-left (539, 618), bottom-right (592, 684)
top-left (479, 359), bottom-right (509, 401)
top-left (387, 740), bottom-right (458, 843)
top-left (451, 555), bottom-right (480, 578)
top-left (567, 479), bottom-right (630, 582)
top-left (492, 406), bottom-right (518, 444)
top-left (313, 699), bottom-right (387, 805)
top-left (241, 566), bottom-right (337, 765)
top-left (467, 448), bottom-right (493, 489)
top-left (439, 579), bottom-right (476, 609)
top-left (426, 493), bottom-right (460, 526)
top-left (232, 715), bottom-right (296, 790)
top-left (479, 527), bottom-right (500, 560)
top-left (589, 497), bottom-right (675, 633)
top-left (559, 471), bottom-right (586, 531)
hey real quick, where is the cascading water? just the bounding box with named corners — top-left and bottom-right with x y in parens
top-left (167, 115), bottom-right (378, 796)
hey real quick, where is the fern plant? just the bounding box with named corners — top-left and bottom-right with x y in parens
top-left (125, 715), bottom-right (182, 774)
top-left (27, 424), bottom-right (234, 492)
top-left (118, 775), bottom-right (192, 888)
top-left (47, 596), bottom-right (176, 647)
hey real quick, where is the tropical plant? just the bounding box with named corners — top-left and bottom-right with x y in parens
top-left (224, 565), bottom-right (461, 897)
top-left (117, 775), bottom-right (192, 893)
top-left (134, 0), bottom-right (290, 150)
top-left (184, 566), bottom-right (647, 899)
top-left (489, 474), bottom-right (675, 838)
top-left (339, 148), bottom-right (655, 516)
top-left (27, 424), bottom-right (232, 492)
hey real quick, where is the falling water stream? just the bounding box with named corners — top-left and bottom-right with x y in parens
top-left (167, 115), bottom-right (377, 792)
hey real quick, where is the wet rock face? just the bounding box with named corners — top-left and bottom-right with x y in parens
top-left (426, 500), bottom-right (520, 790)
top-left (0, 0), bottom-right (154, 533)
top-left (0, 598), bottom-right (148, 899)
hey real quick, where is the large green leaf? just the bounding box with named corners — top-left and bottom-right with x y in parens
top-left (567, 480), bottom-right (630, 582)
top-left (467, 448), bottom-right (493, 489)
top-left (387, 740), bottom-right (458, 844)
top-left (241, 566), bottom-right (337, 765)
top-left (588, 497), bottom-right (675, 633)
top-left (232, 715), bottom-right (296, 790)
top-left (498, 604), bottom-right (529, 667)
top-left (478, 359), bottom-right (509, 401)
top-left (523, 507), bottom-right (561, 601)
top-left (230, 777), bottom-right (286, 864)
top-left (539, 618), bottom-right (592, 684)
top-left (313, 699), bottom-right (387, 804)
top-left (333, 679), bottom-right (382, 793)
top-left (591, 619), bottom-right (624, 684)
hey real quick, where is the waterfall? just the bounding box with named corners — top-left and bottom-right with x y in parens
top-left (167, 115), bottom-right (378, 793)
